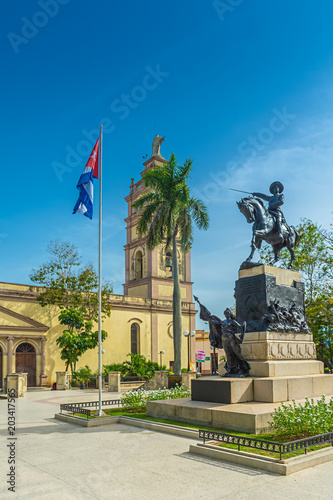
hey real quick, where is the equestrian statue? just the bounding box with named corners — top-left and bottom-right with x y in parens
top-left (235, 181), bottom-right (298, 269)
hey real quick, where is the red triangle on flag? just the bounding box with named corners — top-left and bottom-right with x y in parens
top-left (86, 138), bottom-right (99, 179)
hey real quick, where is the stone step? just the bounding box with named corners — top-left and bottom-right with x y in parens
top-left (249, 360), bottom-right (323, 377)
top-left (147, 392), bottom-right (333, 434)
top-left (254, 374), bottom-right (333, 403)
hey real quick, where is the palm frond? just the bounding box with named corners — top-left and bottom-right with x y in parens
top-left (174, 157), bottom-right (192, 184)
top-left (136, 199), bottom-right (162, 235)
top-left (188, 198), bottom-right (210, 230)
top-left (132, 191), bottom-right (160, 211)
top-left (178, 210), bottom-right (194, 252)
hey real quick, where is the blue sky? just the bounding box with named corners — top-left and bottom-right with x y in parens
top-left (2, 1), bottom-right (333, 328)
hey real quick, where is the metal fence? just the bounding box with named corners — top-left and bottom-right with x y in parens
top-left (198, 430), bottom-right (333, 460)
top-left (60, 400), bottom-right (122, 419)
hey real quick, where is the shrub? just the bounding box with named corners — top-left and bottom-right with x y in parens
top-left (103, 363), bottom-right (127, 377)
top-left (168, 375), bottom-right (182, 388)
top-left (71, 378), bottom-right (78, 387)
top-left (73, 365), bottom-right (93, 385)
top-left (103, 355), bottom-right (166, 380)
top-left (121, 384), bottom-right (191, 412)
top-left (270, 395), bottom-right (333, 438)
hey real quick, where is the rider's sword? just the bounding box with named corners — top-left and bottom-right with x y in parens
top-left (229, 188), bottom-right (253, 195)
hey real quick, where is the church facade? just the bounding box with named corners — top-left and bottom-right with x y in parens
top-left (0, 150), bottom-right (197, 387)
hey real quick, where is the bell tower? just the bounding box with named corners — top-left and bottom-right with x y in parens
top-left (123, 137), bottom-right (193, 303)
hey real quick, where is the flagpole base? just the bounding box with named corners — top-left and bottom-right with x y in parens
top-left (94, 409), bottom-right (106, 417)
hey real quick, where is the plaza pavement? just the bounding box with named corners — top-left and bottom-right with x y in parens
top-left (0, 388), bottom-right (332, 500)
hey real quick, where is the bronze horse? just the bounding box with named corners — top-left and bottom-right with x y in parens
top-left (237, 196), bottom-right (298, 268)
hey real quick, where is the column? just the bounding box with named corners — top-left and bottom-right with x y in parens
top-left (7, 336), bottom-right (13, 375)
top-left (151, 312), bottom-right (158, 362)
top-left (40, 338), bottom-right (48, 386)
top-left (108, 372), bottom-right (121, 392)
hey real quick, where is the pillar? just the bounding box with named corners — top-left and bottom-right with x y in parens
top-left (7, 336), bottom-right (13, 375)
top-left (7, 373), bottom-right (24, 398)
top-left (56, 372), bottom-right (70, 390)
top-left (108, 372), bottom-right (121, 392)
top-left (182, 371), bottom-right (196, 389)
top-left (151, 312), bottom-right (158, 362)
top-left (40, 338), bottom-right (48, 386)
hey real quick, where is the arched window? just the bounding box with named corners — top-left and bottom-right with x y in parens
top-left (135, 251), bottom-right (143, 280)
top-left (165, 251), bottom-right (172, 278)
top-left (131, 323), bottom-right (140, 354)
top-left (16, 343), bottom-right (35, 353)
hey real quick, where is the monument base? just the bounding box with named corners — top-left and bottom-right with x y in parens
top-left (191, 373), bottom-right (333, 404)
top-left (249, 360), bottom-right (323, 377)
top-left (146, 393), bottom-right (333, 434)
top-left (191, 376), bottom-right (253, 404)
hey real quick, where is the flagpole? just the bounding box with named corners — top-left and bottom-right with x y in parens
top-left (96, 124), bottom-right (104, 417)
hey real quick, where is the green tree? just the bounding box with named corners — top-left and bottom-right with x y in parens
top-left (30, 239), bottom-right (112, 319)
top-left (306, 294), bottom-right (333, 372)
top-left (56, 309), bottom-right (108, 373)
top-left (30, 240), bottom-right (113, 373)
top-left (259, 219), bottom-right (333, 304)
top-left (259, 219), bottom-right (333, 368)
top-left (132, 154), bottom-right (209, 375)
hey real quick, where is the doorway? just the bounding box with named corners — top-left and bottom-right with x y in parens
top-left (0, 348), bottom-right (2, 388)
top-left (15, 343), bottom-right (36, 386)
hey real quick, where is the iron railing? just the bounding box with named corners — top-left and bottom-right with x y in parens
top-left (61, 405), bottom-right (91, 419)
top-left (60, 400), bottom-right (122, 419)
top-left (198, 430), bottom-right (333, 460)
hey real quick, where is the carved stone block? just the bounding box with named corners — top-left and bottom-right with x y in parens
top-left (235, 265), bottom-right (310, 333)
top-left (242, 331), bottom-right (317, 360)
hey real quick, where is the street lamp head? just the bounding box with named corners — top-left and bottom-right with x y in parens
top-left (160, 350), bottom-right (165, 354)
top-left (190, 330), bottom-right (196, 337)
top-left (183, 330), bottom-right (190, 337)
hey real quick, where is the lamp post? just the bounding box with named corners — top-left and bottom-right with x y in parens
top-left (159, 350), bottom-right (165, 367)
top-left (183, 330), bottom-right (196, 372)
top-left (211, 345), bottom-right (217, 374)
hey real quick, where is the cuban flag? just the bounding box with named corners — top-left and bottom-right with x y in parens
top-left (73, 138), bottom-right (99, 219)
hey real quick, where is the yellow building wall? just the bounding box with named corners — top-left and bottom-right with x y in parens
top-left (158, 285), bottom-right (186, 299)
top-left (127, 284), bottom-right (148, 298)
top-left (0, 284), bottom-right (195, 384)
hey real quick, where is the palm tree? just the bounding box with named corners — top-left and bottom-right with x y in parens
top-left (133, 153), bottom-right (209, 375)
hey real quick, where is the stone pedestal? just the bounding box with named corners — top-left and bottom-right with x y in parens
top-left (242, 331), bottom-right (321, 377)
top-left (235, 265), bottom-right (309, 333)
top-left (142, 370), bottom-right (169, 390)
top-left (56, 372), bottom-right (70, 390)
top-left (7, 373), bottom-right (25, 398)
top-left (192, 266), bottom-right (332, 405)
top-left (17, 372), bottom-right (28, 392)
top-left (192, 377), bottom-right (253, 404)
top-left (108, 372), bottom-right (121, 392)
top-left (147, 265), bottom-right (333, 433)
top-left (182, 372), bottom-right (196, 389)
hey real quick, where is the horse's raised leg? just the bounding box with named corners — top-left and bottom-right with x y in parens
top-left (269, 246), bottom-right (280, 266)
top-left (246, 235), bottom-right (257, 262)
top-left (287, 245), bottom-right (295, 269)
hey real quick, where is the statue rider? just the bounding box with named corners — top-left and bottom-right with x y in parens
top-left (253, 181), bottom-right (285, 242)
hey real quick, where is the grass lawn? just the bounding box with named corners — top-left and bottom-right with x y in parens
top-left (65, 408), bottom-right (332, 460)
